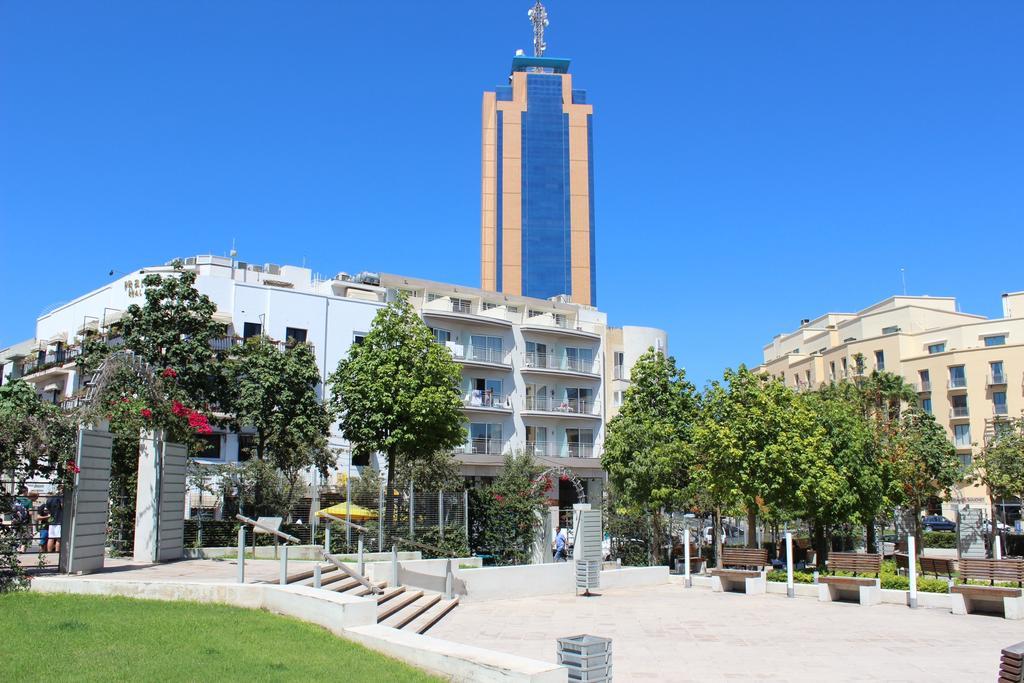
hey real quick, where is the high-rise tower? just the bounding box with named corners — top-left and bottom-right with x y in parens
top-left (481, 2), bottom-right (596, 305)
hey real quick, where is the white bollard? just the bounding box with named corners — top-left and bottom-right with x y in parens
top-left (279, 544), bottom-right (289, 586)
top-left (995, 534), bottom-right (1003, 560)
top-left (325, 524), bottom-right (331, 554)
top-left (683, 529), bottom-right (692, 588)
top-left (391, 544), bottom-right (399, 587)
top-left (358, 535), bottom-right (365, 576)
top-left (313, 563), bottom-right (321, 589)
top-left (907, 534), bottom-right (917, 609)
top-left (237, 526), bottom-right (246, 584)
top-left (785, 532), bottom-right (794, 598)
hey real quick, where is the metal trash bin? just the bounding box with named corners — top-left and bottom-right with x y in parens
top-left (557, 634), bottom-right (612, 682)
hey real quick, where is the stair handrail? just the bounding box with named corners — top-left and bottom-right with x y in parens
top-left (320, 549), bottom-right (384, 595)
top-left (319, 512), bottom-right (450, 558)
top-left (236, 514), bottom-right (301, 545)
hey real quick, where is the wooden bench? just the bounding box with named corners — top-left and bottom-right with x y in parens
top-left (1000, 641), bottom-right (1024, 682)
top-left (818, 552), bottom-right (883, 606)
top-left (894, 553), bottom-right (956, 580)
top-left (951, 558), bottom-right (1024, 620)
top-left (709, 548), bottom-right (768, 595)
top-left (673, 544), bottom-right (705, 575)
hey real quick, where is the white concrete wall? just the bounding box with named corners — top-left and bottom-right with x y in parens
top-left (453, 563), bottom-right (670, 602)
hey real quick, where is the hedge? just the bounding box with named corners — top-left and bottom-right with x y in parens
top-left (923, 531), bottom-right (956, 549)
top-left (767, 559), bottom-right (949, 593)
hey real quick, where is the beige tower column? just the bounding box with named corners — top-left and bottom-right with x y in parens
top-left (563, 74), bottom-right (594, 306)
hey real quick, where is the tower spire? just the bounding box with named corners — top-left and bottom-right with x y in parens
top-left (528, 1), bottom-right (549, 57)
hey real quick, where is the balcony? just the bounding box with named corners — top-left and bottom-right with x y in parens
top-left (987, 374), bottom-right (1007, 386)
top-left (20, 347), bottom-right (82, 377)
top-left (455, 438), bottom-right (504, 456)
top-left (446, 343), bottom-right (510, 367)
top-left (947, 377), bottom-right (968, 391)
top-left (613, 364), bottom-right (626, 381)
top-left (462, 392), bottom-right (511, 412)
top-left (917, 381), bottom-right (932, 393)
top-left (422, 298), bottom-right (512, 328)
top-left (994, 403), bottom-right (1009, 417)
top-left (522, 395), bottom-right (601, 418)
top-left (519, 313), bottom-right (600, 339)
top-left (523, 440), bottom-right (598, 459)
top-left (522, 352), bottom-right (600, 377)
top-left (950, 406), bottom-right (970, 420)
top-left (567, 443), bottom-right (596, 458)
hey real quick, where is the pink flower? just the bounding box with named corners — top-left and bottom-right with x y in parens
top-left (161, 367), bottom-right (178, 378)
top-left (493, 494), bottom-right (504, 503)
top-left (65, 460), bottom-right (80, 474)
top-left (171, 401), bottom-right (187, 417)
top-left (140, 408), bottom-right (153, 419)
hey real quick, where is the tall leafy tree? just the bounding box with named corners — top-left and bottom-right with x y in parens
top-left (890, 408), bottom-right (960, 550)
top-left (327, 294), bottom-right (466, 525)
top-left (602, 349), bottom-right (698, 513)
top-left (223, 337), bottom-right (332, 517)
top-left (972, 418), bottom-right (1024, 548)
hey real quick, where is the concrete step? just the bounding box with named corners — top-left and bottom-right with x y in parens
top-left (377, 586), bottom-right (407, 605)
top-left (291, 565), bottom-right (346, 587)
top-left (390, 593), bottom-right (442, 630)
top-left (410, 596), bottom-right (460, 635)
top-left (355, 580), bottom-right (389, 597)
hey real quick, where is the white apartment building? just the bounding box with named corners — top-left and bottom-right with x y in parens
top-left (757, 292), bottom-right (1024, 521)
top-left (1, 255), bottom-right (666, 507)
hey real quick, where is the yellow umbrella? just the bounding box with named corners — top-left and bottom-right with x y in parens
top-left (316, 502), bottom-right (378, 521)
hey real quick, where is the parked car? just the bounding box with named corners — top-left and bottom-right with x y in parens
top-left (922, 515), bottom-right (956, 532)
top-left (982, 519), bottom-right (1011, 535)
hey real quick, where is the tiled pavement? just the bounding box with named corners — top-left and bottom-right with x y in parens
top-left (429, 577), bottom-right (1020, 681)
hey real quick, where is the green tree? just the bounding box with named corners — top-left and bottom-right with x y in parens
top-left (602, 349), bottom-right (698, 511)
top-left (119, 261), bottom-right (225, 406)
top-left (973, 418), bottom-right (1024, 549)
top-left (471, 453), bottom-right (547, 566)
top-left (891, 408), bottom-right (961, 551)
top-left (327, 294), bottom-right (466, 526)
top-left (223, 337), bottom-right (332, 518)
top-left (0, 380), bottom-right (76, 590)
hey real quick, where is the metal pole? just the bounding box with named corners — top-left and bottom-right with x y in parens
top-left (358, 534), bottom-right (365, 575)
top-left (995, 534), bottom-right (1003, 560)
top-left (346, 456), bottom-right (352, 548)
top-left (438, 491), bottom-right (445, 541)
top-left (237, 526), bottom-right (245, 584)
top-left (463, 489), bottom-right (469, 541)
top-left (378, 481), bottom-right (385, 550)
top-left (313, 563), bottom-right (321, 589)
top-left (325, 524), bottom-right (331, 554)
top-left (444, 558), bottom-right (453, 599)
top-left (392, 544), bottom-right (399, 587)
top-left (409, 480), bottom-right (415, 539)
top-left (785, 531), bottom-right (794, 598)
top-left (907, 534), bottom-right (917, 608)
top-left (683, 528), bottom-right (692, 588)
top-left (279, 544), bottom-right (289, 586)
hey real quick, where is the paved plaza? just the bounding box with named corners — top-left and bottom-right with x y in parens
top-left (430, 576), bottom-right (1019, 682)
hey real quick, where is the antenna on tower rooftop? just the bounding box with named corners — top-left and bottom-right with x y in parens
top-left (528, 1), bottom-right (549, 57)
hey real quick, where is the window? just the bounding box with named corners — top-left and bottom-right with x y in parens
top-left (525, 340), bottom-right (548, 367)
top-left (919, 370), bottom-right (931, 391)
top-left (613, 390), bottom-right (624, 406)
top-left (841, 357), bottom-right (848, 376)
top-left (553, 313), bottom-right (567, 327)
top-left (566, 428), bottom-right (594, 457)
top-left (528, 309), bottom-right (544, 318)
top-left (566, 347), bottom-right (594, 373)
top-left (482, 302), bottom-right (499, 311)
top-left (451, 297), bottom-right (471, 314)
top-left (954, 424), bottom-right (972, 448)
top-left (285, 327), bottom-right (307, 344)
top-left (951, 394), bottom-right (968, 418)
top-left (990, 361), bottom-right (1005, 383)
top-left (565, 387), bottom-right (594, 413)
top-left (243, 322), bottom-right (262, 339)
top-left (426, 293), bottom-right (442, 302)
top-left (921, 397), bottom-right (932, 415)
top-left (469, 423), bottom-right (502, 454)
top-left (238, 434), bottom-right (257, 462)
top-left (525, 426), bottom-right (548, 454)
top-left (882, 325), bottom-right (900, 335)
top-left (874, 350), bottom-right (885, 371)
top-left (949, 365), bottom-right (966, 388)
top-left (984, 335), bottom-right (1007, 347)
top-left (195, 433), bottom-right (222, 460)
top-left (927, 342), bottom-right (946, 354)
top-left (352, 332), bottom-right (367, 345)
top-left (429, 327), bottom-right (452, 344)
top-left (469, 334), bottom-right (502, 363)
top-left (506, 305), bottom-right (519, 314)
top-left (994, 391), bottom-right (1008, 415)
top-left (959, 453), bottom-right (972, 469)
top-left (805, 370), bottom-right (811, 386)
top-left (467, 378), bottom-right (503, 406)
top-left (829, 361), bottom-right (835, 381)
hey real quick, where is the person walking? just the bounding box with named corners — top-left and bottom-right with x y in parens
top-left (45, 488), bottom-right (64, 554)
top-left (13, 485), bottom-right (33, 552)
top-left (554, 525), bottom-right (567, 562)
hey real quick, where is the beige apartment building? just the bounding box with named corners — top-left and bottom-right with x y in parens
top-left (757, 291), bottom-right (1024, 519)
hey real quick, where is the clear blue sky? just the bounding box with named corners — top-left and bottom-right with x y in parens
top-left (2, 2), bottom-right (1022, 386)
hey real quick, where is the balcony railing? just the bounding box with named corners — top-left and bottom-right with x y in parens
top-left (523, 395), bottom-right (601, 416)
top-left (613, 364), bottom-right (626, 380)
top-left (994, 403), bottom-right (1009, 416)
top-left (455, 438), bottom-right (504, 456)
top-left (19, 347), bottom-right (83, 376)
top-left (987, 374), bottom-right (1007, 386)
top-left (523, 440), bottom-right (598, 458)
top-left (462, 392), bottom-right (510, 410)
top-left (567, 443), bottom-right (596, 458)
top-left (948, 377), bottom-right (968, 390)
top-left (448, 344), bottom-right (507, 365)
top-left (523, 352), bottom-right (599, 375)
top-left (918, 380), bottom-right (932, 392)
top-left (950, 406), bottom-right (970, 419)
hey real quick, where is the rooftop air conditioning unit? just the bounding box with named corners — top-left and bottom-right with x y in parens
top-left (355, 271), bottom-right (380, 286)
top-left (264, 264), bottom-right (282, 275)
top-left (236, 261), bottom-right (248, 270)
top-left (335, 272), bottom-right (352, 282)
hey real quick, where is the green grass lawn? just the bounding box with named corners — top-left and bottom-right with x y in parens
top-left (0, 592), bottom-right (441, 682)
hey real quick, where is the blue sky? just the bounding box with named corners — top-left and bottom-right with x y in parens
top-left (2, 2), bottom-right (1022, 386)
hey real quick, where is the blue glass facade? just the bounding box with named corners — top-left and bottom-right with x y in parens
top-left (522, 74), bottom-right (572, 300)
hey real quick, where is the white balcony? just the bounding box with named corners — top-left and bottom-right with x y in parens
top-left (994, 403), bottom-right (1009, 417)
top-left (522, 352), bottom-right (600, 377)
top-left (462, 391), bottom-right (512, 412)
top-left (422, 297), bottom-right (512, 327)
top-left (522, 395), bottom-right (601, 418)
top-left (987, 374), bottom-right (1007, 386)
top-left (613, 364), bottom-right (626, 381)
top-left (446, 343), bottom-right (510, 367)
top-left (523, 440), bottom-right (598, 459)
top-left (949, 406), bottom-right (970, 419)
top-left (519, 313), bottom-right (600, 339)
top-left (917, 381), bottom-right (932, 393)
top-left (455, 439), bottom-right (504, 456)
top-left (948, 377), bottom-right (968, 391)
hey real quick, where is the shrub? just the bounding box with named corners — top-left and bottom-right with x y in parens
top-left (923, 531), bottom-right (956, 548)
top-left (766, 570), bottom-right (814, 584)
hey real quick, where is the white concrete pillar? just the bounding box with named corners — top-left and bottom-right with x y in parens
top-left (133, 431), bottom-right (160, 563)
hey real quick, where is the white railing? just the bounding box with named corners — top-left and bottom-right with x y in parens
top-left (447, 344), bottom-right (507, 365)
top-left (523, 352), bottom-right (599, 375)
top-left (950, 406), bottom-right (970, 419)
top-left (462, 392), bottom-right (511, 410)
top-left (455, 439), bottom-right (504, 456)
top-left (613, 364), bottom-right (626, 380)
top-left (523, 395), bottom-right (601, 416)
top-left (948, 377), bottom-right (968, 389)
top-left (917, 381), bottom-right (932, 392)
top-left (524, 440), bottom-right (557, 458)
top-left (567, 443), bottom-right (596, 458)
top-left (994, 404), bottom-right (1009, 416)
top-left (987, 374), bottom-right (1007, 386)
